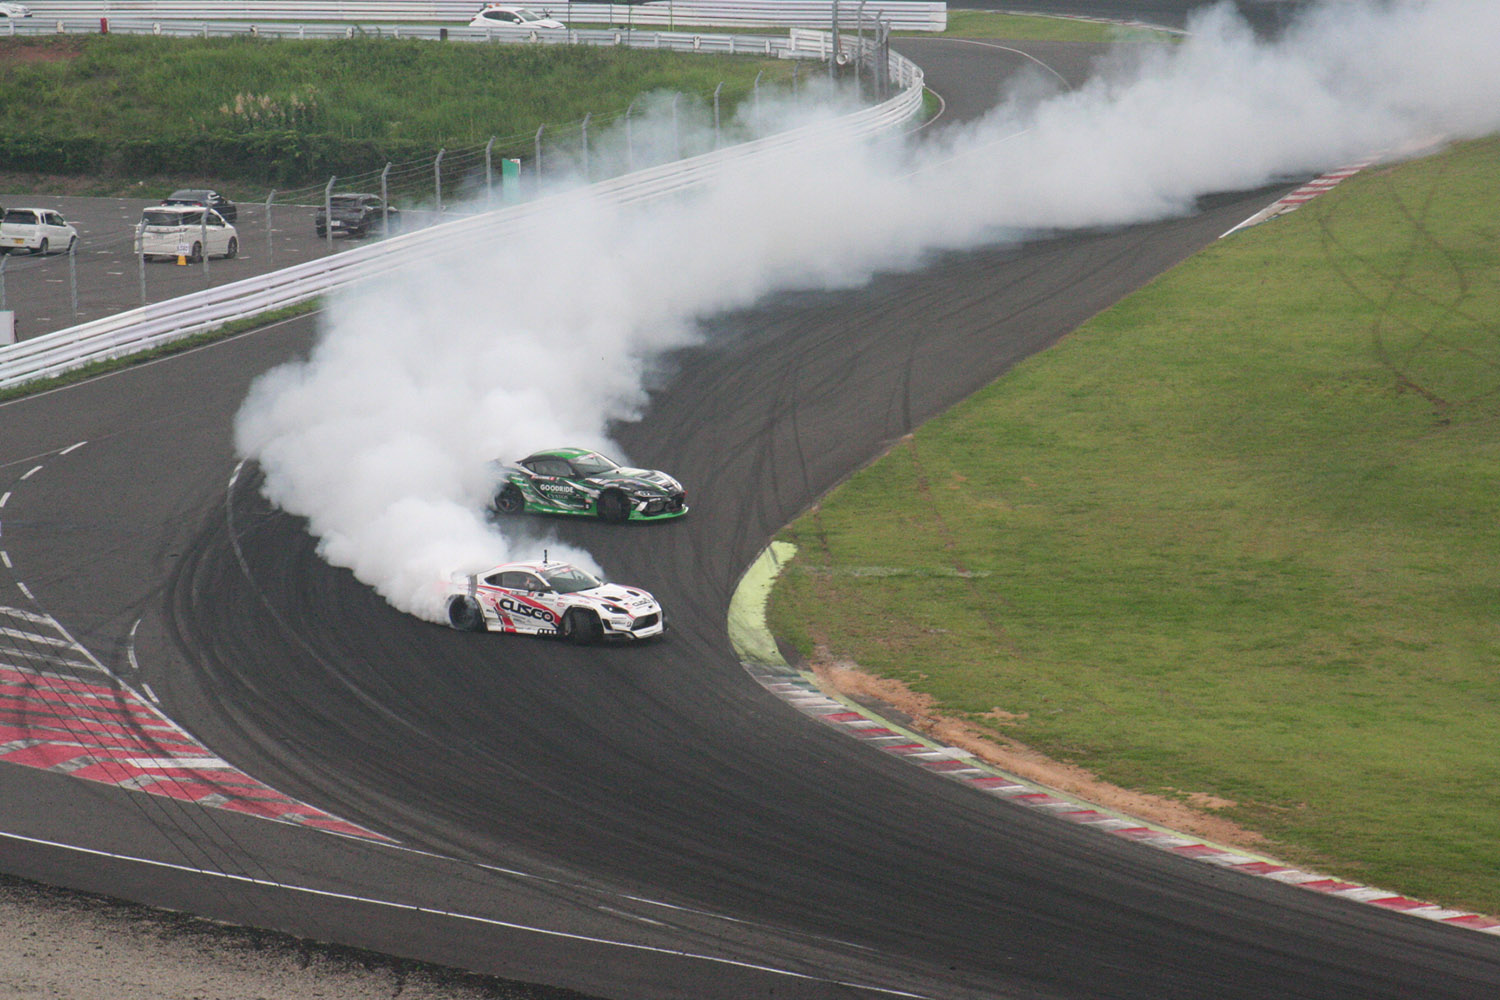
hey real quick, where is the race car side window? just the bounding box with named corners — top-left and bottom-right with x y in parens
top-left (497, 571), bottom-right (531, 589)
top-left (532, 460), bottom-right (571, 477)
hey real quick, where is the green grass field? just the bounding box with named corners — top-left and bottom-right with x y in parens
top-left (769, 136), bottom-right (1500, 915)
top-left (0, 35), bottom-right (791, 191)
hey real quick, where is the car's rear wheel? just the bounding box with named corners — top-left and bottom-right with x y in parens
top-left (493, 485), bottom-right (525, 516)
top-left (190, 241), bottom-right (203, 263)
top-left (560, 609), bottom-right (602, 645)
top-left (225, 237), bottom-right (238, 259)
top-left (597, 490), bottom-right (630, 524)
top-left (447, 595), bottom-right (486, 632)
top-left (34, 238), bottom-right (48, 256)
top-left (66, 236), bottom-right (77, 255)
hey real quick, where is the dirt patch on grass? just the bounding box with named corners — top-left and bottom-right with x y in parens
top-left (808, 649), bottom-right (1270, 852)
top-left (0, 37), bottom-right (83, 65)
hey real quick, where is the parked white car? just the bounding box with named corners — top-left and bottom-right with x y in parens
top-left (0, 3), bottom-right (33, 19)
top-left (468, 5), bottom-right (565, 29)
top-left (134, 205), bottom-right (239, 262)
top-left (1, 208), bottom-right (78, 255)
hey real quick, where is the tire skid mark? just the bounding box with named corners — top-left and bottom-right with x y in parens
top-left (0, 443), bottom-right (391, 843)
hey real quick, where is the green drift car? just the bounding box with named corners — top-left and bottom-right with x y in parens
top-left (490, 448), bottom-right (688, 523)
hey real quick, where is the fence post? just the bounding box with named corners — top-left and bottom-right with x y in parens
top-left (672, 93), bottom-right (680, 160)
top-left (753, 70), bottom-right (762, 120)
top-left (581, 112), bottom-right (591, 179)
top-left (434, 148), bottom-right (445, 214)
top-left (200, 211), bottom-right (209, 280)
top-left (535, 125), bottom-right (544, 186)
top-left (381, 163), bottom-right (392, 235)
top-left (265, 189), bottom-right (275, 265)
top-left (137, 239), bottom-right (147, 306)
top-left (856, 1), bottom-right (867, 85)
top-left (485, 136), bottom-right (496, 208)
top-left (713, 82), bottom-right (723, 149)
top-left (0, 253), bottom-right (6, 311)
top-left (324, 176), bottom-right (336, 250)
top-left (69, 241), bottom-right (78, 321)
top-left (625, 99), bottom-right (636, 173)
top-left (830, 0), bottom-right (839, 81)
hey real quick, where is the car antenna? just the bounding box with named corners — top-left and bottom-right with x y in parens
top-left (544, 548), bottom-right (549, 564)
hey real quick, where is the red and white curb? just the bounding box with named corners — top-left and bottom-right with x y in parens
top-left (730, 543), bottom-right (1500, 936)
top-left (0, 605), bottom-right (390, 842)
top-left (1221, 159), bottom-right (1376, 237)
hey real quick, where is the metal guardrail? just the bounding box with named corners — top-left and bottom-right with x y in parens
top-left (0, 30), bottom-right (923, 390)
top-left (13, 1), bottom-right (947, 32)
top-left (8, 15), bottom-right (807, 54)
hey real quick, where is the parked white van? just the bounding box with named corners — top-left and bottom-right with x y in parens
top-left (135, 205), bottom-right (239, 262)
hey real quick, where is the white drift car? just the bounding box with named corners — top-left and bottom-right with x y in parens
top-left (445, 560), bottom-right (664, 643)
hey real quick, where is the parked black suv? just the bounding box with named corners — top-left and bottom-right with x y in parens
top-left (315, 194), bottom-right (400, 239)
top-left (163, 188), bottom-right (237, 223)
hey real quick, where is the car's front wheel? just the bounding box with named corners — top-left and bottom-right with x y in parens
top-left (597, 490), bottom-right (630, 524)
top-left (560, 608), bottom-right (602, 645)
top-left (447, 595), bottom-right (487, 632)
top-left (493, 485), bottom-right (525, 516)
top-left (225, 237), bottom-right (238, 259)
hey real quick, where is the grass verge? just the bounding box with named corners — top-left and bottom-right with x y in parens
top-left (768, 135), bottom-right (1500, 915)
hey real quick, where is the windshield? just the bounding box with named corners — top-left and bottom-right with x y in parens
top-left (515, 8), bottom-right (545, 21)
top-left (540, 565), bottom-right (602, 594)
top-left (2, 210), bottom-right (37, 225)
top-left (142, 209), bottom-right (197, 227)
top-left (330, 195), bottom-right (362, 207)
top-left (569, 452), bottom-right (619, 476)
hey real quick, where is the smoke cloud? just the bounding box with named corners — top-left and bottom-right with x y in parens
top-left (234, 0), bottom-right (1500, 621)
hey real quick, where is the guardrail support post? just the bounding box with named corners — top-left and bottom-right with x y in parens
top-left (324, 176), bottom-right (336, 250)
top-left (435, 148), bottom-right (445, 214)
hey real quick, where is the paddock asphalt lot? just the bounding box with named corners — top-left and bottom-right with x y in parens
top-left (0, 194), bottom-right (438, 342)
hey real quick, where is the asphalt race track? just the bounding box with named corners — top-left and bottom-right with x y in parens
top-left (2, 32), bottom-right (1499, 1000)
